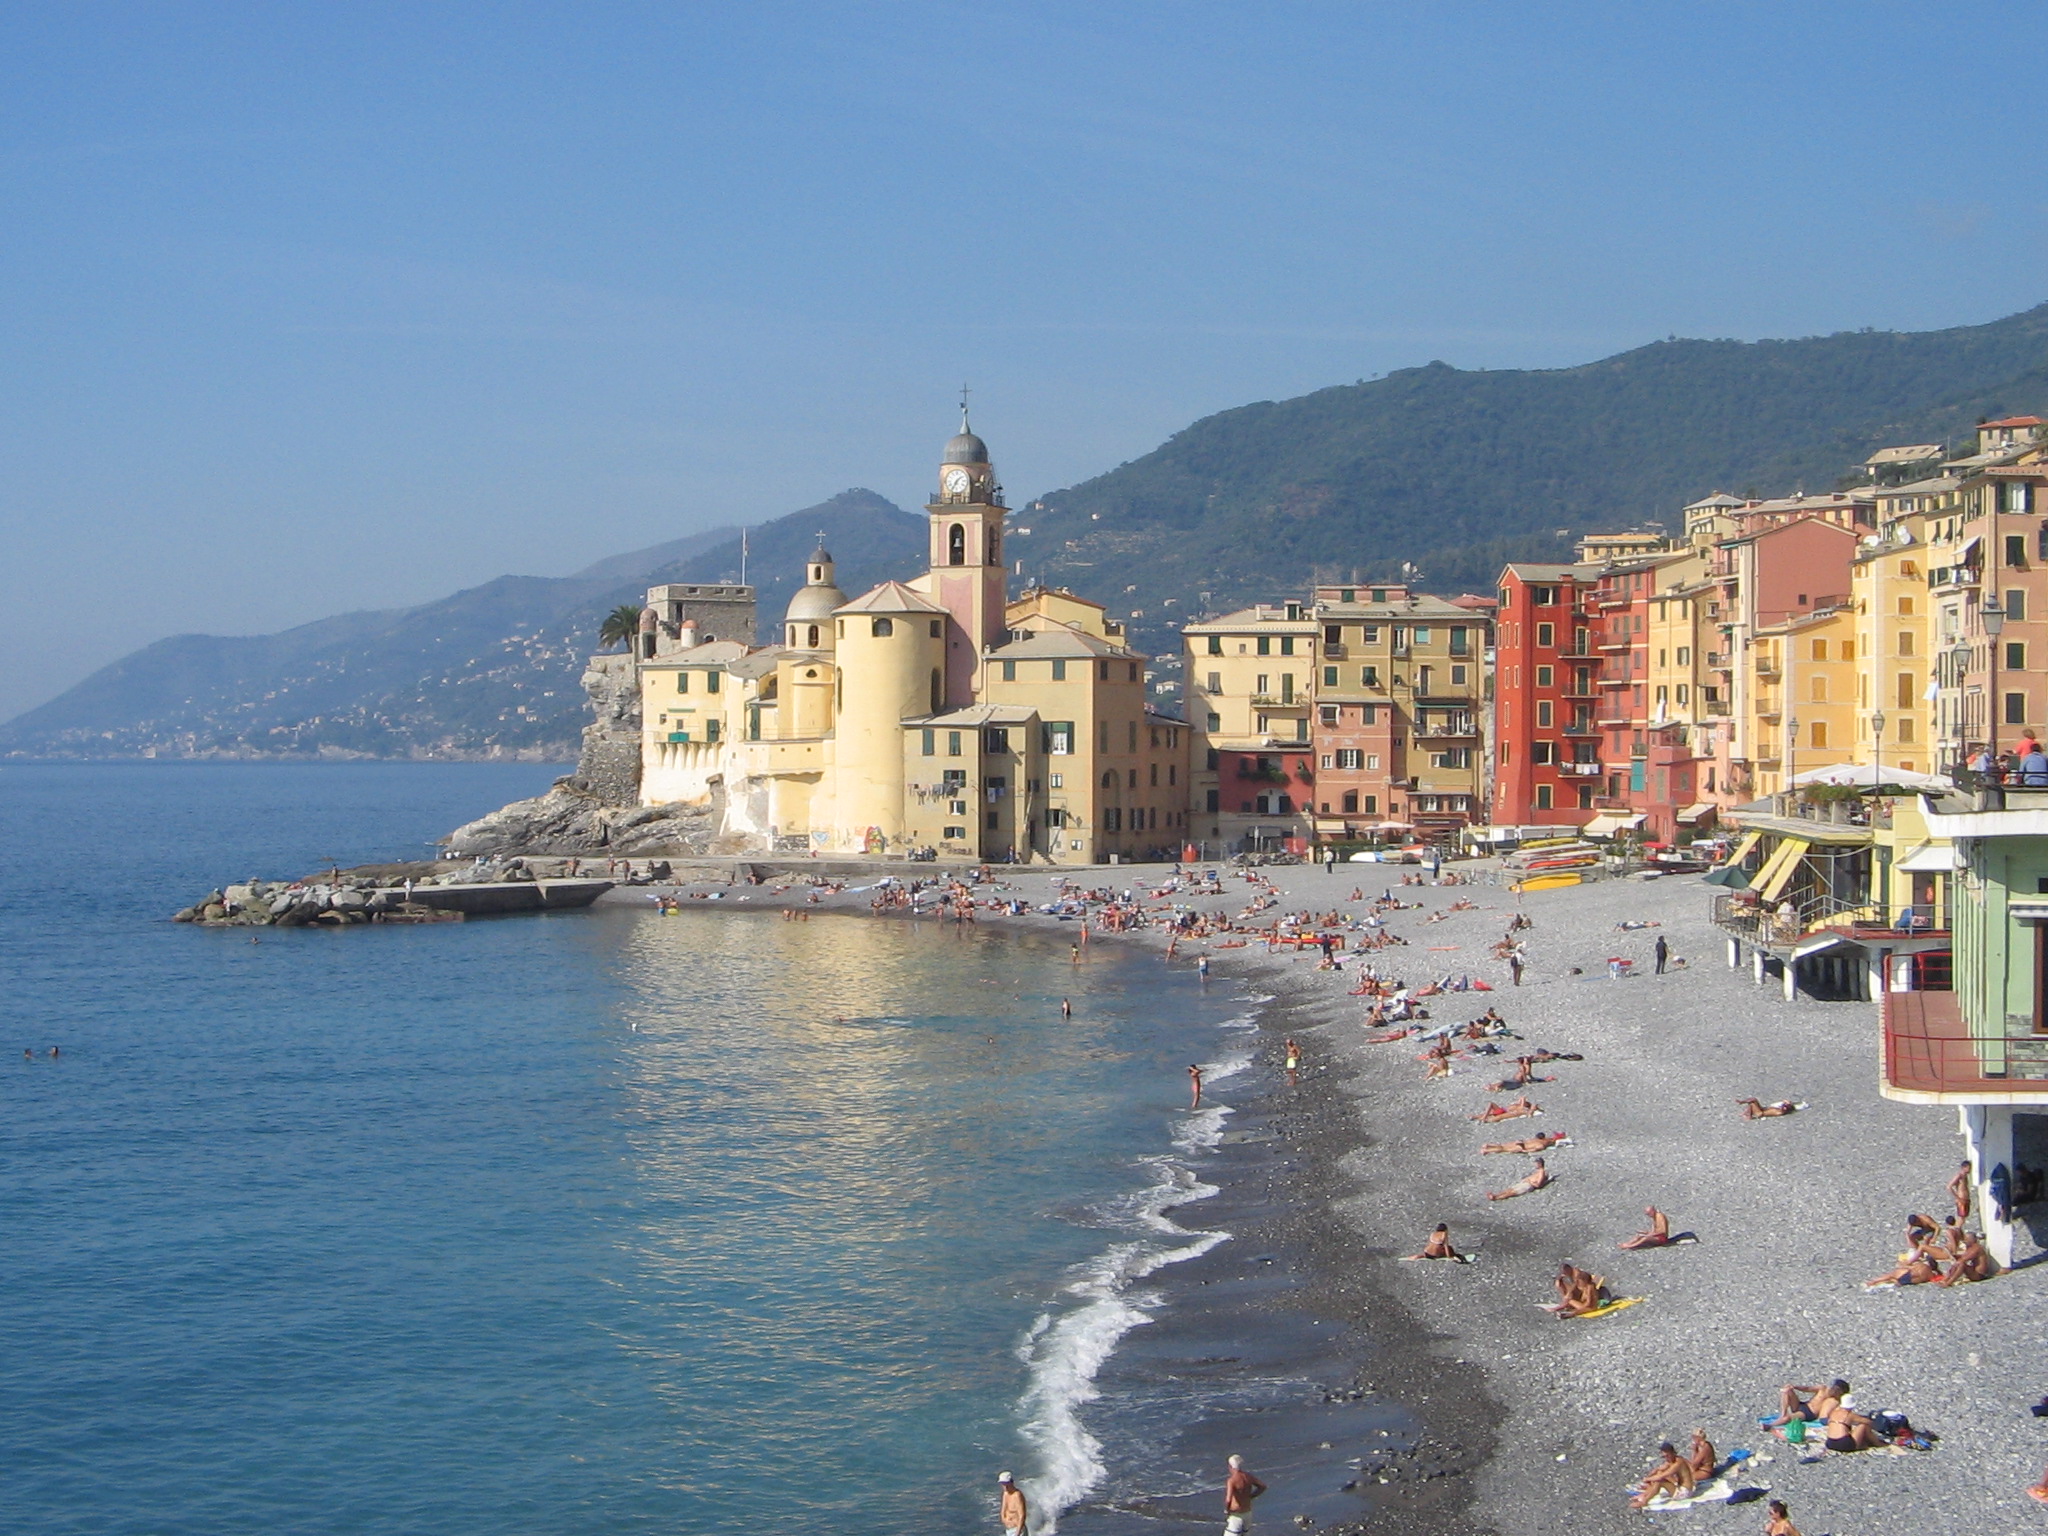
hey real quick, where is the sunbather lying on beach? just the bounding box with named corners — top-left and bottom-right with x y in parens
top-left (1864, 1251), bottom-right (1941, 1289)
top-left (1470, 1095), bottom-right (1541, 1121)
top-left (1364, 1026), bottom-right (1417, 1043)
top-left (1619, 1206), bottom-right (1672, 1249)
top-left (1479, 1131), bottom-right (1568, 1155)
top-left (1628, 1442), bottom-right (1696, 1507)
top-left (1737, 1097), bottom-right (1800, 1119)
top-left (1486, 1059), bottom-right (1553, 1092)
top-left (1820, 1402), bottom-right (1885, 1453)
top-left (1401, 1223), bottom-right (1468, 1262)
top-left (1485, 1157), bottom-right (1551, 1200)
top-left (1527, 1047), bottom-right (1583, 1063)
top-left (1766, 1380), bottom-right (1847, 1433)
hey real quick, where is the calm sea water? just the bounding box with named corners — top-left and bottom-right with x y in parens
top-left (0, 764), bottom-right (1255, 1535)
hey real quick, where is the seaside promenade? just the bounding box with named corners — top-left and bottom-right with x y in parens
top-left (618, 859), bottom-right (2043, 1534)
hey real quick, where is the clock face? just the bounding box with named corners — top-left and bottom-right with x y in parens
top-left (942, 467), bottom-right (971, 495)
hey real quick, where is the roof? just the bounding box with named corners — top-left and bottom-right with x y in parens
top-left (1876, 474), bottom-right (1960, 497)
top-left (1865, 444), bottom-right (1944, 466)
top-left (989, 628), bottom-right (1127, 659)
top-left (642, 640), bottom-right (751, 667)
top-left (1982, 416), bottom-right (2043, 429)
top-left (1499, 563), bottom-right (1588, 583)
top-left (728, 652), bottom-right (783, 681)
top-left (837, 580), bottom-right (948, 615)
top-left (1685, 492), bottom-right (1746, 510)
top-left (1181, 605), bottom-right (1319, 633)
top-left (922, 704), bottom-right (1039, 726)
top-left (1312, 593), bottom-right (1482, 620)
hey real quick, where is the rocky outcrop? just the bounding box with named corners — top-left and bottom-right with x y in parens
top-left (560, 652), bottom-right (642, 806)
top-left (442, 781), bottom-right (717, 857)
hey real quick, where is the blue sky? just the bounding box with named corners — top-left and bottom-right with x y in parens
top-left (3, 2), bottom-right (2044, 718)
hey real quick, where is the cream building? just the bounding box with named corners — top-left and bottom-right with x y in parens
top-left (632, 419), bottom-right (1188, 863)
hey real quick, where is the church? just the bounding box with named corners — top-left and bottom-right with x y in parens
top-left (627, 418), bottom-right (1192, 862)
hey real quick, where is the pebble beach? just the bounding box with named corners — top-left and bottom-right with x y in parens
top-left (604, 857), bottom-right (2047, 1535)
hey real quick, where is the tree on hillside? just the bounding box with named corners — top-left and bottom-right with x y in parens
top-left (598, 603), bottom-right (644, 653)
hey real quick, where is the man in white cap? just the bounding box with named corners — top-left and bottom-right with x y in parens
top-left (1223, 1453), bottom-right (1266, 1533)
top-left (997, 1470), bottom-right (1028, 1536)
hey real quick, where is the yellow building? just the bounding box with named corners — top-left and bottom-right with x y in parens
top-left (1749, 602), bottom-right (1859, 796)
top-left (1183, 602), bottom-right (1321, 850)
top-left (1849, 475), bottom-right (1955, 775)
top-left (630, 418), bottom-right (1186, 863)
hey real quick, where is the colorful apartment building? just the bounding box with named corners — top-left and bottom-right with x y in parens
top-left (1492, 563), bottom-right (1601, 825)
top-left (1931, 452), bottom-right (2048, 770)
top-left (1184, 602), bottom-right (1320, 852)
top-left (1306, 584), bottom-right (1492, 842)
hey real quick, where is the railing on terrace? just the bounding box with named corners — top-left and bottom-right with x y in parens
top-left (1883, 990), bottom-right (2048, 1095)
top-left (1711, 891), bottom-right (1944, 946)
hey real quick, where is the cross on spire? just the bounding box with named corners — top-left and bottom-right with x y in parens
top-left (960, 383), bottom-right (972, 432)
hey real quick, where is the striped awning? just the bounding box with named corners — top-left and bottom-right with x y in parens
top-left (1753, 837), bottom-right (1812, 903)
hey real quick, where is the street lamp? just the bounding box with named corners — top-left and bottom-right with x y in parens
top-left (1984, 595), bottom-right (2008, 764)
top-left (1871, 708), bottom-right (1886, 788)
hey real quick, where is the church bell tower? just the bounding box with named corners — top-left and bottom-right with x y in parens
top-left (925, 405), bottom-right (1009, 707)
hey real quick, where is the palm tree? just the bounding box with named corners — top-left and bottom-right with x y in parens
top-left (599, 603), bottom-right (644, 654)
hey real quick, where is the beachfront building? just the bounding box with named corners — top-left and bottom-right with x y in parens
top-left (1746, 601), bottom-right (1859, 799)
top-left (1883, 783), bottom-right (2048, 1266)
top-left (1491, 563), bottom-right (1601, 827)
top-left (1183, 602), bottom-right (1320, 854)
top-left (1851, 476), bottom-right (1956, 777)
top-left (1929, 455), bottom-right (2048, 772)
top-left (632, 417), bottom-right (1186, 863)
top-left (1304, 584), bottom-right (1491, 845)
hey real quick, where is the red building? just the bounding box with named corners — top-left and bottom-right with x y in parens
top-left (1492, 563), bottom-right (1601, 825)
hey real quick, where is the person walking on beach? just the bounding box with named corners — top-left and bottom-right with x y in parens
top-left (996, 1471), bottom-right (1028, 1536)
top-left (1654, 934), bottom-right (1669, 975)
top-left (1222, 1453), bottom-right (1266, 1534)
top-left (1189, 1064), bottom-right (1204, 1108)
top-left (1509, 951), bottom-right (1524, 987)
top-left (1198, 955), bottom-right (1211, 979)
top-left (1284, 1038), bottom-right (1300, 1084)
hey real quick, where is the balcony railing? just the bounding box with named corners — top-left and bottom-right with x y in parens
top-left (1560, 761), bottom-right (1603, 776)
top-left (1883, 990), bottom-right (2048, 1097)
top-left (1250, 695), bottom-right (1307, 708)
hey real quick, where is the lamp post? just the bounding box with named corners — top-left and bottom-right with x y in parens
top-left (1983, 595), bottom-right (2007, 768)
top-left (1872, 708), bottom-right (1886, 787)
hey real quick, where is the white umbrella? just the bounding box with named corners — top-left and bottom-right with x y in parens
top-left (1790, 762), bottom-right (1949, 791)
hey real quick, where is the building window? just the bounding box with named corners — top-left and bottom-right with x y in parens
top-left (1257, 635), bottom-right (1271, 656)
top-left (1279, 636), bottom-right (1295, 656)
top-left (1532, 585), bottom-right (1556, 606)
top-left (1363, 625), bottom-right (1380, 643)
top-left (1537, 700), bottom-right (1553, 727)
top-left (1049, 772), bottom-right (1063, 788)
top-left (1451, 665), bottom-right (1467, 684)
top-left (1577, 785), bottom-right (1593, 809)
top-left (871, 618), bottom-right (894, 638)
top-left (1045, 721), bottom-right (1074, 755)
top-left (1364, 753), bottom-right (1380, 770)
top-left (1535, 783), bottom-right (1553, 809)
top-left (985, 728), bottom-right (1010, 754)
top-left (1337, 748), bottom-right (1363, 769)
top-left (922, 728), bottom-right (935, 756)
top-left (1449, 626), bottom-right (1468, 657)
top-left (1362, 666), bottom-right (1379, 688)
top-left (1128, 722), bottom-right (1139, 751)
top-left (1098, 660), bottom-right (1109, 681)
top-left (1103, 807), bottom-right (1121, 832)
top-left (2008, 642), bottom-right (2027, 671)
top-left (1362, 704), bottom-right (1377, 725)
top-left (1320, 705), bottom-right (1339, 725)
top-left (1046, 808), bottom-right (1067, 828)
top-left (704, 719), bottom-right (720, 743)
top-left (1207, 635), bottom-right (1223, 655)
top-left (1676, 684), bottom-right (1688, 705)
top-left (1810, 722), bottom-right (1828, 748)
top-left (1532, 741), bottom-right (1554, 764)
top-left (2007, 691), bottom-right (2028, 725)
top-left (1898, 631), bottom-right (1915, 657)
top-left (2005, 482), bottom-right (2034, 514)
top-left (1323, 666), bottom-right (1338, 688)
top-left (1099, 720), bottom-right (1111, 752)
top-left (1052, 659), bottom-right (1066, 680)
top-left (1129, 662), bottom-right (1139, 681)
top-left (1536, 665), bottom-right (1553, 688)
top-left (1537, 623), bottom-right (1554, 647)
top-left (948, 523), bottom-right (965, 565)
top-left (807, 624), bottom-right (820, 647)
top-left (676, 671), bottom-right (689, 693)
top-left (1898, 595), bottom-right (1915, 616)
top-left (2008, 589), bottom-right (2028, 621)
top-left (943, 826), bottom-right (966, 839)
top-left (1896, 673), bottom-right (1915, 709)
top-left (1341, 791), bottom-right (1358, 813)
top-left (1206, 711), bottom-right (1221, 730)
top-left (1001, 659), bottom-right (1016, 681)
top-left (948, 731), bottom-right (963, 756)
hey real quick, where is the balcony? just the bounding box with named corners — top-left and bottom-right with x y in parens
top-left (1250, 695), bottom-right (1308, 709)
top-left (1882, 990), bottom-right (2048, 1102)
top-left (1414, 722), bottom-right (1478, 738)
top-left (1562, 720), bottom-right (1599, 736)
top-left (1560, 761), bottom-right (1603, 776)
top-left (1754, 659), bottom-right (1779, 678)
top-left (1706, 652), bottom-right (1730, 671)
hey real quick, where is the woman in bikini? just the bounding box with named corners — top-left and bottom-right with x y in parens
top-left (1479, 1131), bottom-right (1567, 1155)
top-left (1402, 1223), bottom-right (1465, 1262)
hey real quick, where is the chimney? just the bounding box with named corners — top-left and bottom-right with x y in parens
top-left (678, 618), bottom-right (700, 650)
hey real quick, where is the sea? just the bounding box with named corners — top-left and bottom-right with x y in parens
top-left (0, 763), bottom-right (1264, 1535)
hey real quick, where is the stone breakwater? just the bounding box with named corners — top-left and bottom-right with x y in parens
top-left (171, 858), bottom-right (631, 927)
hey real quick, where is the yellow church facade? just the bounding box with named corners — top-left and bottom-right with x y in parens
top-left (632, 421), bottom-right (1191, 863)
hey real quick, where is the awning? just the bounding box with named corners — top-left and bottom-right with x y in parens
top-left (1753, 837), bottom-right (1812, 903)
top-left (1701, 864), bottom-right (1751, 889)
top-left (1724, 830), bottom-right (1764, 867)
top-left (1584, 812), bottom-right (1646, 837)
top-left (1677, 803), bottom-right (1716, 822)
top-left (1894, 842), bottom-right (1964, 873)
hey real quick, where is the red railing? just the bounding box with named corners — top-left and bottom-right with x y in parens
top-left (1882, 990), bottom-right (2048, 1096)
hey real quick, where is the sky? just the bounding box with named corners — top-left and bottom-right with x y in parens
top-left (3, 2), bottom-right (2046, 720)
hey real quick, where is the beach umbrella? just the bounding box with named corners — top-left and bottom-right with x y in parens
top-left (1701, 864), bottom-right (1751, 890)
top-left (1789, 762), bottom-right (1949, 791)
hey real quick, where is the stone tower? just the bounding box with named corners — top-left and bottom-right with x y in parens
top-left (925, 410), bottom-right (1009, 707)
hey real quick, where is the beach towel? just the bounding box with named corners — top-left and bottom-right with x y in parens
top-left (1569, 1295), bottom-right (1644, 1320)
top-left (1637, 1476), bottom-right (1738, 1509)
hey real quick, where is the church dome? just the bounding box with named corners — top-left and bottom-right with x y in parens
top-left (785, 578), bottom-right (846, 625)
top-left (942, 430), bottom-right (989, 465)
